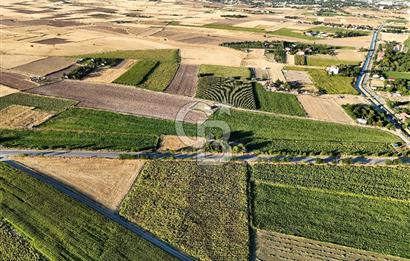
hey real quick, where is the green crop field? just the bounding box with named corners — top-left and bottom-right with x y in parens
top-left (196, 76), bottom-right (257, 109)
top-left (0, 108), bottom-right (199, 151)
top-left (254, 85), bottom-right (306, 116)
top-left (0, 219), bottom-right (45, 261)
top-left (285, 66), bottom-right (358, 94)
top-left (213, 109), bottom-right (400, 155)
top-left (385, 71), bottom-right (410, 80)
top-left (0, 162), bottom-right (176, 261)
top-left (308, 26), bottom-right (370, 35)
top-left (199, 65), bottom-right (251, 79)
top-left (79, 49), bottom-right (180, 92)
top-left (253, 181), bottom-right (410, 258)
top-left (120, 161), bottom-right (249, 261)
top-left (0, 93), bottom-right (76, 112)
top-left (41, 108), bottom-right (198, 137)
top-left (270, 28), bottom-right (316, 40)
top-left (252, 164), bottom-right (410, 200)
top-left (114, 60), bottom-right (158, 86)
top-left (306, 56), bottom-right (360, 67)
top-left (200, 23), bottom-right (266, 33)
top-left (405, 36), bottom-right (410, 50)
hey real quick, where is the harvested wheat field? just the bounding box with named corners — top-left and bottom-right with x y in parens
top-left (28, 80), bottom-right (209, 123)
top-left (165, 64), bottom-right (199, 97)
top-left (0, 54), bottom-right (46, 69)
top-left (284, 70), bottom-right (313, 85)
top-left (0, 105), bottom-right (53, 129)
top-left (159, 135), bottom-right (206, 151)
top-left (0, 70), bottom-right (38, 90)
top-left (13, 56), bottom-right (77, 76)
top-left (0, 84), bottom-right (19, 97)
top-left (12, 156), bottom-right (144, 211)
top-left (256, 230), bottom-right (404, 261)
top-left (298, 95), bottom-right (355, 125)
top-left (84, 59), bottom-right (136, 83)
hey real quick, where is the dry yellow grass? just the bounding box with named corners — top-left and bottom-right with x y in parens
top-left (0, 105), bottom-right (53, 129)
top-left (12, 156), bottom-right (144, 211)
top-left (297, 95), bottom-right (355, 125)
top-left (159, 135), bottom-right (206, 151)
top-left (0, 84), bottom-right (19, 97)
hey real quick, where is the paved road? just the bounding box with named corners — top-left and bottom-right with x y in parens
top-left (355, 25), bottom-right (410, 144)
top-left (2, 159), bottom-right (194, 261)
top-left (1, 148), bottom-right (408, 165)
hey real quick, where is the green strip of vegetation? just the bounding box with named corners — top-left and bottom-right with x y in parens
top-left (0, 93), bottom-right (76, 112)
top-left (0, 162), bottom-right (176, 261)
top-left (213, 109), bottom-right (400, 156)
top-left (41, 108), bottom-right (198, 137)
top-left (114, 60), bottom-right (158, 86)
top-left (306, 56), bottom-right (360, 67)
top-left (0, 219), bottom-right (46, 261)
top-left (252, 164), bottom-right (410, 200)
top-left (0, 129), bottom-right (158, 151)
top-left (120, 161), bottom-right (249, 261)
top-left (79, 49), bottom-right (180, 92)
top-left (200, 23), bottom-right (266, 33)
top-left (199, 64), bottom-right (251, 79)
top-left (254, 183), bottom-right (410, 259)
top-left (270, 28), bottom-right (317, 40)
top-left (285, 66), bottom-right (358, 94)
top-left (308, 25), bottom-right (370, 35)
top-left (405, 36), bottom-right (410, 51)
top-left (385, 71), bottom-right (410, 80)
top-left (254, 85), bottom-right (306, 117)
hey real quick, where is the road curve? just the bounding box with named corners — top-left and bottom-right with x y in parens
top-left (3, 159), bottom-right (194, 261)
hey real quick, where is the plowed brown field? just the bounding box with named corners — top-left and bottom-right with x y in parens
top-left (165, 64), bottom-right (199, 97)
top-left (28, 80), bottom-right (209, 123)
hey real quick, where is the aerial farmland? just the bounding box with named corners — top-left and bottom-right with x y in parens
top-left (0, 0), bottom-right (409, 260)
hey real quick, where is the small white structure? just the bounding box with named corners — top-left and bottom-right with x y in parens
top-left (326, 66), bottom-right (339, 75)
top-left (357, 118), bottom-right (367, 125)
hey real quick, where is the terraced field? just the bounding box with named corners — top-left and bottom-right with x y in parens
top-left (196, 76), bottom-right (256, 109)
top-left (252, 163), bottom-right (410, 259)
top-left (0, 162), bottom-right (176, 261)
top-left (120, 161), bottom-right (249, 261)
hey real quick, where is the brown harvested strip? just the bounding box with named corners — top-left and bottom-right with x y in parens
top-left (13, 56), bottom-right (77, 77)
top-left (0, 70), bottom-right (38, 90)
top-left (28, 80), bottom-right (209, 124)
top-left (256, 230), bottom-right (403, 261)
top-left (165, 64), bottom-right (199, 97)
top-left (0, 105), bottom-right (54, 129)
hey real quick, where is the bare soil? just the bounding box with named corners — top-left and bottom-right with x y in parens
top-left (257, 230), bottom-right (404, 261)
top-left (159, 135), bottom-right (206, 151)
top-left (0, 105), bottom-right (53, 129)
top-left (13, 56), bottom-right (77, 77)
top-left (284, 70), bottom-right (313, 85)
top-left (297, 95), bottom-right (355, 125)
top-left (0, 70), bottom-right (38, 90)
top-left (28, 80), bottom-right (209, 124)
top-left (33, 38), bottom-right (72, 45)
top-left (12, 156), bottom-right (144, 211)
top-left (165, 64), bottom-right (199, 97)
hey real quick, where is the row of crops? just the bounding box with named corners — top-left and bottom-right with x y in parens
top-left (2, 159), bottom-right (409, 260)
top-left (251, 163), bottom-right (410, 259)
top-left (0, 162), bottom-right (176, 261)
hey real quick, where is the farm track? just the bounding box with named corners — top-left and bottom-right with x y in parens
top-left (27, 80), bottom-right (209, 124)
top-left (165, 64), bottom-right (199, 97)
top-left (2, 159), bottom-right (194, 261)
top-left (0, 70), bottom-right (38, 90)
